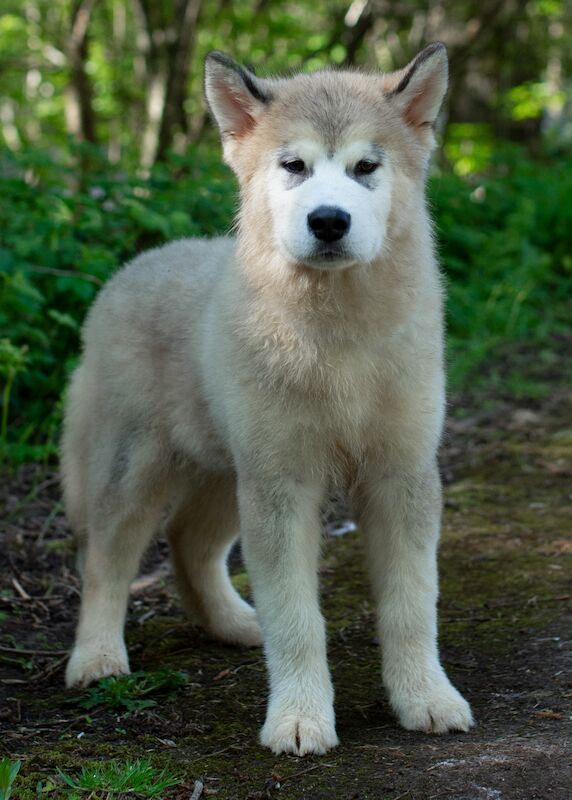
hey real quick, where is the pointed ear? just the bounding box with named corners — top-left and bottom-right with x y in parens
top-left (384, 43), bottom-right (448, 130)
top-left (204, 51), bottom-right (272, 141)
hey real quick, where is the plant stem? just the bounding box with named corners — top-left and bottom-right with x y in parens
top-left (1, 369), bottom-right (15, 454)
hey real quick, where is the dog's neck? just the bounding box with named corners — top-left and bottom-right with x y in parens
top-left (235, 224), bottom-right (428, 348)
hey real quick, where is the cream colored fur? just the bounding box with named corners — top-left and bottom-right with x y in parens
top-left (62, 44), bottom-right (474, 755)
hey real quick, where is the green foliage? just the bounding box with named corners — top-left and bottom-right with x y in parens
top-left (1, 0), bottom-right (570, 161)
top-left (0, 144), bottom-right (235, 462)
top-left (57, 759), bottom-right (181, 797)
top-left (0, 338), bottom-right (28, 459)
top-left (0, 758), bottom-right (21, 800)
top-left (444, 123), bottom-right (495, 177)
top-left (504, 81), bottom-right (567, 122)
top-left (0, 141), bottom-right (571, 463)
top-left (67, 669), bottom-right (188, 714)
top-left (430, 145), bottom-right (572, 387)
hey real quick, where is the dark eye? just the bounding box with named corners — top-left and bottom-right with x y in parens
top-left (281, 159), bottom-right (306, 174)
top-left (355, 160), bottom-right (379, 176)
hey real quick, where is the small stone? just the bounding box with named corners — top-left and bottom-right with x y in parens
top-left (510, 409), bottom-right (541, 428)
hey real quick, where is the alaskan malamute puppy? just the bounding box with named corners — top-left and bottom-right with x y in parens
top-left (62, 44), bottom-right (474, 754)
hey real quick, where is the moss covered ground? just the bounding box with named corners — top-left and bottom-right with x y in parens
top-left (1, 389), bottom-right (571, 799)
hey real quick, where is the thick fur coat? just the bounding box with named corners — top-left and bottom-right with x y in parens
top-left (62, 44), bottom-right (474, 755)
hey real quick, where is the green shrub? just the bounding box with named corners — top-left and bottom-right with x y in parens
top-left (0, 144), bottom-right (235, 463)
top-left (430, 146), bottom-right (572, 387)
top-left (0, 142), bottom-right (570, 463)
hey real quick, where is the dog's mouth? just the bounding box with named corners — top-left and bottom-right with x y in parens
top-left (303, 245), bottom-right (356, 270)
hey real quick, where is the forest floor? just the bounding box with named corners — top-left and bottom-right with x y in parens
top-left (1, 376), bottom-right (571, 800)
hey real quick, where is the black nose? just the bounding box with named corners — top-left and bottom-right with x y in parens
top-left (307, 206), bottom-right (351, 242)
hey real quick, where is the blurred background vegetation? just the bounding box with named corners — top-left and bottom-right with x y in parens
top-left (1, 0), bottom-right (571, 463)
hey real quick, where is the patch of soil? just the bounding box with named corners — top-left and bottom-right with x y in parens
top-left (1, 390), bottom-right (571, 799)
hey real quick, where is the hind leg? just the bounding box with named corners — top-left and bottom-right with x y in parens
top-left (167, 473), bottom-right (262, 647)
top-left (65, 503), bottom-right (167, 688)
top-left (65, 437), bottom-right (173, 688)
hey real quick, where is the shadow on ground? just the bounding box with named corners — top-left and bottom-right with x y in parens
top-left (1, 391), bottom-right (571, 799)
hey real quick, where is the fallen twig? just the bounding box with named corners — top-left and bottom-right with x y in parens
top-left (0, 645), bottom-right (69, 656)
top-left (281, 762), bottom-right (336, 783)
top-left (29, 654), bottom-right (69, 682)
top-left (188, 744), bottom-right (240, 764)
top-left (281, 764), bottom-right (321, 782)
top-left (24, 265), bottom-right (104, 286)
top-left (190, 778), bottom-right (204, 800)
top-left (37, 500), bottom-right (64, 544)
top-left (11, 577), bottom-right (31, 600)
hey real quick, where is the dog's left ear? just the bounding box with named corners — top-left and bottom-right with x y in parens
top-left (384, 43), bottom-right (448, 131)
top-left (205, 51), bottom-right (272, 141)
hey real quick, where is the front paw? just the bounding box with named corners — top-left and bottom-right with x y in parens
top-left (65, 643), bottom-right (130, 688)
top-left (391, 677), bottom-right (474, 734)
top-left (260, 708), bottom-right (339, 755)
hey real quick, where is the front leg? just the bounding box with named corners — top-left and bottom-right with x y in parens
top-left (360, 466), bottom-right (474, 733)
top-left (238, 475), bottom-right (338, 755)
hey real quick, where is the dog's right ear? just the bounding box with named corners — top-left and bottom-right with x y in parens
top-left (204, 52), bottom-right (272, 144)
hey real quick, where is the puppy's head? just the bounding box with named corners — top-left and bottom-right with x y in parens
top-left (205, 46), bottom-right (447, 271)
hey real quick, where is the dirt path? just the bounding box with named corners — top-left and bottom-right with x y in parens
top-left (1, 392), bottom-right (571, 799)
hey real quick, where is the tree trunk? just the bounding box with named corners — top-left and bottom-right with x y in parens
top-left (156, 0), bottom-right (202, 161)
top-left (134, 0), bottom-right (203, 167)
top-left (64, 0), bottom-right (98, 144)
